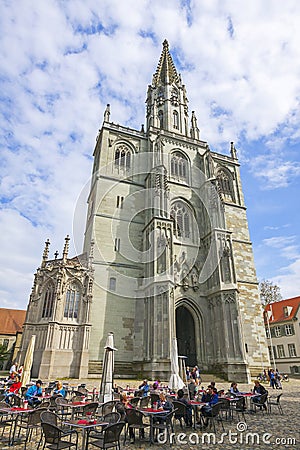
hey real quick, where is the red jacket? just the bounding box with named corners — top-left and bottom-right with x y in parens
top-left (8, 381), bottom-right (22, 393)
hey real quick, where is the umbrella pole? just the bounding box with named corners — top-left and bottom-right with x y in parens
top-left (99, 350), bottom-right (108, 403)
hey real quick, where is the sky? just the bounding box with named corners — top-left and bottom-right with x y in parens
top-left (1, 0), bottom-right (300, 309)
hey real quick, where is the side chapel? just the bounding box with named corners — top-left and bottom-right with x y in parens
top-left (19, 41), bottom-right (269, 381)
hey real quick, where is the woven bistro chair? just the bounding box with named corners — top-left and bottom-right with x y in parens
top-left (41, 422), bottom-right (78, 450)
top-left (86, 422), bottom-right (125, 449)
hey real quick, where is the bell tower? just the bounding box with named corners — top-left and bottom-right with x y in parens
top-left (146, 40), bottom-right (190, 136)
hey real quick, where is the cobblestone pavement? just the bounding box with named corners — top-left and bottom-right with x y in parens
top-left (0, 379), bottom-right (299, 449)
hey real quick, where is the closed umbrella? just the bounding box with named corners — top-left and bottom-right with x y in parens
top-left (21, 334), bottom-right (36, 387)
top-left (169, 337), bottom-right (185, 391)
top-left (99, 332), bottom-right (117, 403)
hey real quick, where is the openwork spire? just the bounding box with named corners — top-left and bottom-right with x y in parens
top-left (152, 40), bottom-right (180, 87)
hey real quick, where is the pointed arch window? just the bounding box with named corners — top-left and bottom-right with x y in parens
top-left (217, 169), bottom-right (235, 202)
top-left (170, 151), bottom-right (188, 182)
top-left (173, 111), bottom-right (179, 129)
top-left (170, 201), bottom-right (193, 241)
top-left (64, 282), bottom-right (80, 320)
top-left (114, 145), bottom-right (131, 172)
top-left (42, 284), bottom-right (55, 318)
top-left (158, 110), bottom-right (163, 129)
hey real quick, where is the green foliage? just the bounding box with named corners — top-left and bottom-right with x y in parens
top-left (259, 279), bottom-right (282, 306)
top-left (0, 344), bottom-right (11, 363)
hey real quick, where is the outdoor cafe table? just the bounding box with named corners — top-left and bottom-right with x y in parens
top-left (0, 405), bottom-right (34, 445)
top-left (139, 407), bottom-right (167, 444)
top-left (190, 401), bottom-right (206, 429)
top-left (63, 419), bottom-right (109, 450)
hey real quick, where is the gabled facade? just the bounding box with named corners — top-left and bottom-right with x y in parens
top-left (264, 297), bottom-right (300, 375)
top-left (83, 41), bottom-right (269, 381)
top-left (0, 308), bottom-right (26, 369)
top-left (18, 236), bottom-right (94, 379)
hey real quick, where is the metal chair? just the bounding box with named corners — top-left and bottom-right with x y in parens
top-left (86, 421), bottom-right (125, 449)
top-left (86, 412), bottom-right (121, 443)
top-left (124, 409), bottom-right (150, 443)
top-left (15, 407), bottom-right (48, 449)
top-left (41, 422), bottom-right (78, 449)
top-left (0, 406), bottom-right (15, 445)
top-left (201, 402), bottom-right (224, 434)
top-left (267, 393), bottom-right (283, 414)
top-left (172, 400), bottom-right (189, 428)
top-left (151, 409), bottom-right (175, 444)
top-left (250, 392), bottom-right (268, 414)
top-left (55, 397), bottom-right (72, 420)
top-left (230, 397), bottom-right (246, 422)
top-left (98, 401), bottom-right (116, 419)
top-left (218, 398), bottom-right (232, 421)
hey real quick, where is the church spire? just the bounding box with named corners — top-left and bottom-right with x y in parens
top-left (41, 239), bottom-right (50, 267)
top-left (152, 40), bottom-right (180, 87)
top-left (62, 235), bottom-right (70, 262)
top-left (146, 40), bottom-right (189, 136)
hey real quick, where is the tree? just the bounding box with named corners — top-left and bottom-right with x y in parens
top-left (259, 279), bottom-right (282, 306)
top-left (0, 343), bottom-right (11, 369)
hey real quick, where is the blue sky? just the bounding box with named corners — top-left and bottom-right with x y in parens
top-left (1, 0), bottom-right (300, 309)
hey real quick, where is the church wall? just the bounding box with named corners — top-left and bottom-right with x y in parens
top-left (223, 203), bottom-right (270, 373)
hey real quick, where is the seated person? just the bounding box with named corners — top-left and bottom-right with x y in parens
top-left (201, 386), bottom-right (218, 425)
top-left (138, 379), bottom-right (150, 397)
top-left (201, 386), bottom-right (212, 403)
top-left (176, 389), bottom-right (192, 427)
top-left (24, 379), bottom-right (43, 407)
top-left (229, 382), bottom-right (241, 396)
top-left (188, 379), bottom-right (197, 400)
top-left (154, 392), bottom-right (173, 424)
top-left (5, 375), bottom-right (22, 404)
top-left (151, 382), bottom-right (160, 394)
top-left (252, 380), bottom-right (267, 410)
top-left (52, 381), bottom-right (66, 398)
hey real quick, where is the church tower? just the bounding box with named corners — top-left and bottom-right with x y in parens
top-left (83, 40), bottom-right (269, 381)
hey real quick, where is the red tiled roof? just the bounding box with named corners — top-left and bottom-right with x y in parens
top-left (0, 308), bottom-right (26, 335)
top-left (264, 296), bottom-right (300, 324)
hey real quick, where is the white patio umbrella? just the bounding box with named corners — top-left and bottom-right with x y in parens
top-left (21, 334), bottom-right (36, 387)
top-left (168, 337), bottom-right (185, 391)
top-left (99, 332), bottom-right (117, 403)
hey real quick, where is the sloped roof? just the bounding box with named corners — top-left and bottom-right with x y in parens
top-left (0, 308), bottom-right (26, 335)
top-left (264, 296), bottom-right (300, 324)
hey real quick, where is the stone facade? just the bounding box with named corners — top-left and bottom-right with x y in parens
top-left (83, 40), bottom-right (269, 381)
top-left (19, 40), bottom-right (269, 382)
top-left (18, 236), bottom-right (94, 379)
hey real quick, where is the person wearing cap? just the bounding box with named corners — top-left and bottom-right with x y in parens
top-left (25, 379), bottom-right (43, 407)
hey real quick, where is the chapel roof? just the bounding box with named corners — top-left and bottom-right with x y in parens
top-left (0, 308), bottom-right (26, 335)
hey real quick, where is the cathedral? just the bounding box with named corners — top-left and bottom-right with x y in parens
top-left (19, 41), bottom-right (269, 382)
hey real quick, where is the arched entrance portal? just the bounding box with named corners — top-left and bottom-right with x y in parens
top-left (176, 305), bottom-right (197, 366)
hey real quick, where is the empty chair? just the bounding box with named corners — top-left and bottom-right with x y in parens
top-left (152, 409), bottom-right (175, 444)
top-left (98, 401), bottom-right (116, 418)
top-left (267, 393), bottom-right (283, 414)
top-left (86, 412), bottom-right (121, 443)
top-left (230, 397), bottom-right (246, 422)
top-left (80, 402), bottom-right (99, 419)
top-left (0, 406), bottom-right (15, 444)
top-left (55, 397), bottom-right (71, 420)
top-left (218, 398), bottom-right (232, 421)
top-left (86, 422), bottom-right (125, 449)
top-left (41, 422), bottom-right (78, 449)
top-left (15, 407), bottom-right (48, 449)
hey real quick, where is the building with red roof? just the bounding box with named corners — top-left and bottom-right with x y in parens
top-left (0, 308), bottom-right (26, 370)
top-left (264, 296), bottom-right (300, 375)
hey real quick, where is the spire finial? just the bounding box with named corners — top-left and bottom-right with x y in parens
top-left (230, 141), bottom-right (238, 159)
top-left (41, 239), bottom-right (50, 267)
top-left (163, 39), bottom-right (169, 49)
top-left (62, 235), bottom-right (70, 261)
top-left (104, 104), bottom-right (110, 122)
top-left (190, 111), bottom-right (200, 140)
